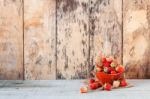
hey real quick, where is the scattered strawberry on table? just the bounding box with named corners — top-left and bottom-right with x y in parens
top-left (80, 51), bottom-right (131, 93)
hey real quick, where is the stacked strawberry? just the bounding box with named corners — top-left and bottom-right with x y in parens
top-left (95, 53), bottom-right (124, 74)
top-left (80, 52), bottom-right (128, 93)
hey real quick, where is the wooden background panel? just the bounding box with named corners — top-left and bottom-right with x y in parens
top-left (89, 0), bottom-right (122, 71)
top-left (24, 0), bottom-right (56, 79)
top-left (0, 0), bottom-right (23, 79)
top-left (123, 0), bottom-right (150, 78)
top-left (56, 0), bottom-right (89, 79)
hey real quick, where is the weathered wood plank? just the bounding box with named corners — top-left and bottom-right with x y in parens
top-left (56, 0), bottom-right (89, 79)
top-left (0, 0), bottom-right (23, 79)
top-left (24, 0), bottom-right (56, 79)
top-left (89, 0), bottom-right (122, 74)
top-left (123, 0), bottom-right (150, 78)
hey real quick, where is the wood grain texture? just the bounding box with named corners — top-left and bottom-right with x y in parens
top-left (89, 0), bottom-right (122, 72)
top-left (56, 0), bottom-right (89, 79)
top-left (24, 0), bottom-right (56, 79)
top-left (123, 0), bottom-right (150, 78)
top-left (0, 0), bottom-right (23, 80)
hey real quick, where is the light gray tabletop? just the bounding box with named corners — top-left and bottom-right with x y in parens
top-left (0, 80), bottom-right (149, 99)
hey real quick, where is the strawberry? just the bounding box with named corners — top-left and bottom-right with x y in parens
top-left (120, 80), bottom-right (127, 87)
top-left (104, 83), bottom-right (112, 91)
top-left (103, 61), bottom-right (110, 67)
top-left (103, 57), bottom-right (111, 67)
top-left (113, 80), bottom-right (120, 88)
top-left (89, 79), bottom-right (95, 84)
top-left (80, 86), bottom-right (88, 93)
top-left (116, 66), bottom-right (125, 73)
top-left (95, 67), bottom-right (102, 72)
top-left (102, 57), bottom-right (107, 63)
top-left (109, 67), bottom-right (115, 71)
top-left (104, 67), bottom-right (111, 73)
top-left (110, 70), bottom-right (117, 74)
top-left (95, 81), bottom-right (102, 87)
top-left (110, 62), bottom-right (117, 68)
top-left (95, 56), bottom-right (103, 66)
top-left (89, 83), bottom-right (99, 90)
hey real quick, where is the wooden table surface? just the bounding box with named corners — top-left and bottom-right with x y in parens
top-left (0, 80), bottom-right (149, 99)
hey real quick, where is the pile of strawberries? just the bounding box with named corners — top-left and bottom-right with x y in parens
top-left (80, 52), bottom-right (128, 93)
top-left (94, 53), bottom-right (124, 74)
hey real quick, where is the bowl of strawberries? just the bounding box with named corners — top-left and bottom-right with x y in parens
top-left (94, 53), bottom-right (125, 84)
top-left (80, 52), bottom-right (130, 93)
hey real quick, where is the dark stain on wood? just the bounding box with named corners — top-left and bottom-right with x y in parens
top-left (57, 70), bottom-right (66, 79)
top-left (62, 47), bottom-right (68, 71)
top-left (81, 2), bottom-right (88, 11)
top-left (57, 0), bottom-right (79, 13)
top-left (35, 55), bottom-right (42, 65)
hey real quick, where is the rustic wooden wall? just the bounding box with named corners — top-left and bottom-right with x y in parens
top-left (0, 0), bottom-right (23, 80)
top-left (0, 0), bottom-right (149, 80)
top-left (56, 0), bottom-right (89, 79)
top-left (24, 0), bottom-right (56, 79)
top-left (123, 0), bottom-right (150, 78)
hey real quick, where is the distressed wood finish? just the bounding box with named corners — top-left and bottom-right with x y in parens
top-left (89, 0), bottom-right (122, 72)
top-left (56, 0), bottom-right (89, 79)
top-left (0, 0), bottom-right (23, 80)
top-left (24, 0), bottom-right (56, 79)
top-left (123, 0), bottom-right (150, 78)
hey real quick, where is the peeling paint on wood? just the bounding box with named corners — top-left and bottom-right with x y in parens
top-left (24, 0), bottom-right (56, 80)
top-left (89, 0), bottom-right (122, 75)
top-left (0, 0), bottom-right (23, 80)
top-left (123, 0), bottom-right (150, 78)
top-left (56, 0), bottom-right (89, 79)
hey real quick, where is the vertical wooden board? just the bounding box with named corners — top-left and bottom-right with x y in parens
top-left (123, 0), bottom-right (150, 78)
top-left (57, 0), bottom-right (89, 79)
top-left (0, 0), bottom-right (23, 79)
top-left (24, 0), bottom-right (56, 79)
top-left (89, 0), bottom-right (122, 71)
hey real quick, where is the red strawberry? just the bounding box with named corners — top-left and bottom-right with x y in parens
top-left (104, 83), bottom-right (112, 91)
top-left (120, 80), bottom-right (127, 87)
top-left (102, 57), bottom-right (107, 63)
top-left (109, 67), bottom-right (115, 71)
top-left (80, 86), bottom-right (88, 93)
top-left (89, 83), bottom-right (99, 90)
top-left (103, 61), bottom-right (110, 67)
top-left (102, 57), bottom-right (111, 67)
top-left (95, 81), bottom-right (102, 87)
top-left (89, 79), bottom-right (95, 84)
top-left (116, 66), bottom-right (125, 73)
top-left (110, 70), bottom-right (117, 74)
